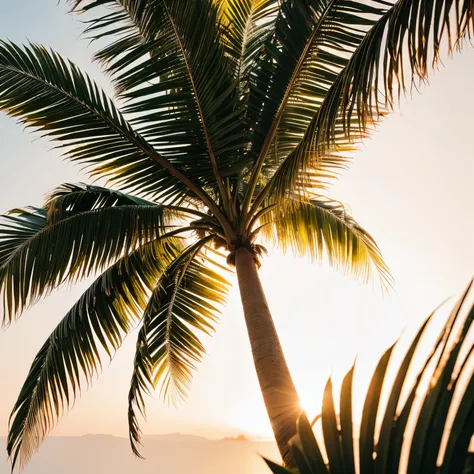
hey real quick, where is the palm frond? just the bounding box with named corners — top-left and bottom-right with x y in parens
top-left (44, 183), bottom-right (157, 224)
top-left (70, 0), bottom-right (151, 61)
top-left (72, 0), bottom-right (245, 190)
top-left (255, 0), bottom-right (387, 158)
top-left (265, 280), bottom-right (474, 474)
top-left (408, 281), bottom-right (474, 473)
top-left (260, 197), bottom-right (392, 289)
top-left (128, 238), bottom-right (230, 456)
top-left (249, 131), bottom-right (353, 217)
top-left (7, 238), bottom-right (182, 470)
top-left (0, 204), bottom-right (172, 323)
top-left (0, 41), bottom-right (206, 203)
top-left (305, 0), bottom-right (474, 158)
top-left (359, 344), bottom-right (395, 473)
top-left (242, 0), bottom-right (389, 212)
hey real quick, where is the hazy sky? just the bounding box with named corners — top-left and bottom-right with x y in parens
top-left (0, 0), bottom-right (473, 443)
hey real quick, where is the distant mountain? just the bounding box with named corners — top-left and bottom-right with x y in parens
top-left (143, 433), bottom-right (210, 442)
top-left (0, 435), bottom-right (280, 474)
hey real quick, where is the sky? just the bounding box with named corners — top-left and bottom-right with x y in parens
top-left (0, 0), bottom-right (473, 446)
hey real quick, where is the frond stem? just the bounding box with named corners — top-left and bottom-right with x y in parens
top-left (246, 204), bottom-right (276, 233)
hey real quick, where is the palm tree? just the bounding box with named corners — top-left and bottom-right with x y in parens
top-left (0, 0), bottom-right (472, 469)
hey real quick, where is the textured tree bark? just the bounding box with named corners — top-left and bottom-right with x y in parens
top-left (235, 247), bottom-right (301, 467)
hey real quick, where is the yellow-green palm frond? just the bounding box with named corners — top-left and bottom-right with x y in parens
top-left (260, 197), bottom-right (392, 289)
top-left (127, 238), bottom-right (230, 456)
top-left (252, 117), bottom-right (362, 213)
top-left (6, 238), bottom-right (182, 470)
top-left (216, 0), bottom-right (278, 84)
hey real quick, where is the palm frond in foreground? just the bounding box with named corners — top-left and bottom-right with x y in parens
top-left (265, 280), bottom-right (474, 474)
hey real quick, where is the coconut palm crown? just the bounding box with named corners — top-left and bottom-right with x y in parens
top-left (1, 0), bottom-right (472, 469)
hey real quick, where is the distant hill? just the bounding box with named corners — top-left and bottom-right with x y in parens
top-left (0, 435), bottom-right (280, 474)
top-left (143, 433), bottom-right (210, 442)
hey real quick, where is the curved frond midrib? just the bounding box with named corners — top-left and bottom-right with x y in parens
top-left (1, 58), bottom-right (136, 143)
top-left (0, 205), bottom-right (156, 273)
top-left (0, 44), bottom-right (228, 224)
top-left (242, 0), bottom-right (341, 205)
top-left (162, 1), bottom-right (226, 202)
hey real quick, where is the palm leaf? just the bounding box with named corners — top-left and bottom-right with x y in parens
top-left (6, 238), bottom-right (181, 470)
top-left (242, 0), bottom-right (389, 213)
top-left (339, 364), bottom-right (356, 474)
top-left (385, 313), bottom-right (457, 474)
top-left (128, 238), bottom-right (230, 456)
top-left (408, 281), bottom-right (474, 474)
top-left (440, 374), bottom-right (474, 474)
top-left (374, 312), bottom-right (435, 474)
top-left (264, 458), bottom-right (294, 474)
top-left (260, 197), bottom-right (392, 288)
top-left (0, 41), bottom-right (208, 204)
top-left (295, 413), bottom-right (327, 473)
top-left (0, 204), bottom-right (172, 322)
top-left (72, 0), bottom-right (245, 192)
top-left (264, 280), bottom-right (474, 474)
top-left (321, 378), bottom-right (344, 473)
top-left (304, 0), bottom-right (474, 158)
top-left (44, 183), bottom-right (157, 224)
top-left (251, 135), bottom-right (352, 216)
top-left (217, 0), bottom-right (278, 86)
top-left (359, 344), bottom-right (395, 474)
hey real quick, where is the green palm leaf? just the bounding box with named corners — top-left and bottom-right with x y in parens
top-left (242, 0), bottom-right (389, 213)
top-left (44, 183), bottom-right (157, 223)
top-left (304, 0), bottom-right (474, 159)
top-left (0, 41), bottom-right (206, 203)
top-left (217, 0), bottom-right (278, 86)
top-left (0, 204), bottom-right (172, 322)
top-left (251, 137), bottom-right (352, 215)
top-left (73, 0), bottom-right (245, 194)
top-left (6, 239), bottom-right (181, 470)
top-left (128, 238), bottom-right (230, 456)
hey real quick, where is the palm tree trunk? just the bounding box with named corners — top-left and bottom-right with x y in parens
top-left (235, 247), bottom-right (301, 467)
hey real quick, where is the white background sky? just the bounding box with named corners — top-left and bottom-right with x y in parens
top-left (0, 0), bottom-right (473, 442)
